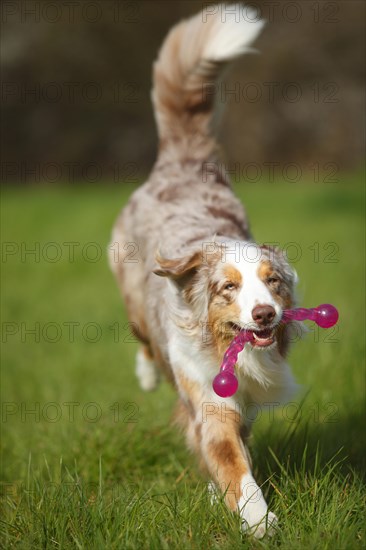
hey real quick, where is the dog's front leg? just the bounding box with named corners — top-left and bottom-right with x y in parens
top-left (175, 370), bottom-right (277, 538)
top-left (200, 400), bottom-right (277, 538)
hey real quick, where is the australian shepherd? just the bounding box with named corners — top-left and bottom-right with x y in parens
top-left (109, 3), bottom-right (299, 538)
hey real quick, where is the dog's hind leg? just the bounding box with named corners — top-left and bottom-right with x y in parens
top-left (136, 345), bottom-right (159, 391)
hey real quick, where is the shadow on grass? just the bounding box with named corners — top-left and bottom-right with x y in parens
top-left (252, 401), bottom-right (366, 484)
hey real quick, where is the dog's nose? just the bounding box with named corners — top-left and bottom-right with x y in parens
top-left (252, 305), bottom-right (276, 326)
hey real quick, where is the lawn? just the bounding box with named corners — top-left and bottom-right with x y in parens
top-left (1, 175), bottom-right (365, 549)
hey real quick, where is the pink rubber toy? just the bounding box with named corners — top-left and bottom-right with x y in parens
top-left (212, 304), bottom-right (339, 398)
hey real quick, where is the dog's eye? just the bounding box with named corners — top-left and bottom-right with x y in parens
top-left (267, 276), bottom-right (279, 285)
top-left (224, 282), bottom-right (236, 291)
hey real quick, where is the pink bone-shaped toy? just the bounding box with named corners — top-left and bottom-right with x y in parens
top-left (212, 304), bottom-right (339, 398)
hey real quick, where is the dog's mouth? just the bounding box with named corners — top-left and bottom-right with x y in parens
top-left (227, 323), bottom-right (276, 348)
top-left (251, 327), bottom-right (276, 348)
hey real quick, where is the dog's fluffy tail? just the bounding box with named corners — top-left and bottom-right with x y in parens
top-left (152, 4), bottom-right (264, 155)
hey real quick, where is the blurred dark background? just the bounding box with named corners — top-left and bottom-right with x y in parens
top-left (1, 0), bottom-right (365, 185)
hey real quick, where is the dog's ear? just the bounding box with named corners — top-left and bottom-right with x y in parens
top-left (154, 250), bottom-right (202, 288)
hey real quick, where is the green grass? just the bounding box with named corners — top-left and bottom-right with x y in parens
top-left (1, 176), bottom-right (365, 549)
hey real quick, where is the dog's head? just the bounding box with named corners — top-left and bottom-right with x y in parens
top-left (154, 241), bottom-right (298, 356)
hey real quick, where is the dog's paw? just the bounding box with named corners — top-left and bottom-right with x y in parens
top-left (241, 510), bottom-right (278, 539)
top-left (265, 511), bottom-right (278, 536)
top-left (135, 348), bottom-right (159, 391)
top-left (239, 474), bottom-right (278, 539)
